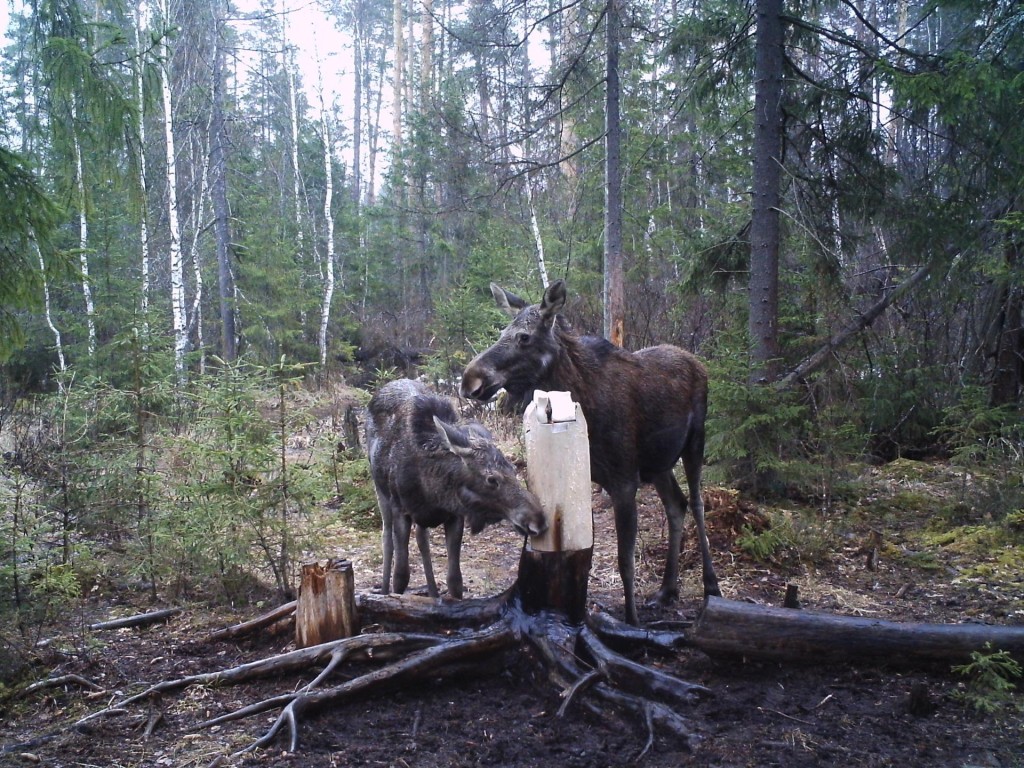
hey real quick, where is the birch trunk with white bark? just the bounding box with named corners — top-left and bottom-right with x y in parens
top-left (135, 4), bottom-right (151, 331)
top-left (36, 243), bottom-right (66, 378)
top-left (160, 0), bottom-right (188, 379)
top-left (317, 80), bottom-right (336, 367)
top-left (71, 110), bottom-right (97, 357)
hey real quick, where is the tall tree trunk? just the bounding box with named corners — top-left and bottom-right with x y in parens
top-left (186, 127), bottom-right (209, 374)
top-left (527, 175), bottom-right (549, 289)
top-left (282, 4), bottom-right (309, 334)
top-left (283, 1), bottom-right (304, 260)
top-left (210, 9), bottom-right (236, 362)
top-left (71, 111), bottom-right (96, 357)
top-left (392, 0), bottom-right (405, 185)
top-left (36, 243), bottom-right (66, 378)
top-left (420, 0), bottom-right (433, 99)
top-left (317, 74), bottom-right (336, 367)
top-left (367, 44), bottom-right (386, 206)
top-left (135, 3), bottom-right (151, 332)
top-left (749, 0), bottom-right (784, 384)
top-left (351, 2), bottom-right (364, 209)
top-left (160, 0), bottom-right (188, 380)
top-left (603, 0), bottom-right (624, 347)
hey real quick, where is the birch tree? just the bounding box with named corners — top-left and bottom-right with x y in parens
top-left (604, 0), bottom-right (624, 347)
top-left (315, 45), bottom-right (337, 367)
top-left (70, 106), bottom-right (96, 357)
top-left (134, 2), bottom-right (152, 331)
top-left (158, 0), bottom-right (189, 378)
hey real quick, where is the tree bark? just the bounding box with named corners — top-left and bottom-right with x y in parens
top-left (71, 113), bottom-right (96, 358)
top-left (317, 80), bottom-right (336, 367)
top-left (749, 0), bottom-right (784, 384)
top-left (603, 0), bottom-right (625, 347)
top-left (295, 559), bottom-right (357, 648)
top-left (134, 3), bottom-right (151, 331)
top-left (690, 596), bottom-right (1024, 665)
top-left (160, 0), bottom-right (188, 379)
top-left (210, 7), bottom-right (236, 362)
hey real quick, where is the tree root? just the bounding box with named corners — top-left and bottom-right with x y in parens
top-left (18, 589), bottom-right (708, 761)
top-left (216, 623), bottom-right (518, 757)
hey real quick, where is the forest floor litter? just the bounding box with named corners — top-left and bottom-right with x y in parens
top-left (2, 459), bottom-right (1022, 767)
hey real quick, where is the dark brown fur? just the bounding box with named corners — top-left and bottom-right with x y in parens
top-left (461, 281), bottom-right (720, 623)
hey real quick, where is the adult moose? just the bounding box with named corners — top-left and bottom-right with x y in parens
top-left (461, 280), bottom-right (720, 624)
top-left (366, 378), bottom-right (546, 599)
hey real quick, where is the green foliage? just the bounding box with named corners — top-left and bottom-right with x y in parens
top-left (330, 450), bottom-right (379, 533)
top-left (736, 508), bottom-right (837, 568)
top-left (937, 386), bottom-right (1024, 519)
top-left (858, 358), bottom-right (950, 461)
top-left (938, 386), bottom-right (1022, 466)
top-left (0, 147), bottom-right (63, 360)
top-left (952, 643), bottom-right (1022, 716)
top-left (0, 350), bottom-right (364, 611)
top-left (736, 516), bottom-right (794, 563)
top-left (705, 327), bottom-right (810, 492)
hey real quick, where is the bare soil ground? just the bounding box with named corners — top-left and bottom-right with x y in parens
top-left (3, 461), bottom-right (1023, 768)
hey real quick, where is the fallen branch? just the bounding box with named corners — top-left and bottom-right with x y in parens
top-left (88, 608), bottom-right (182, 632)
top-left (24, 674), bottom-right (103, 695)
top-left (204, 600), bottom-right (296, 643)
top-left (775, 260), bottom-right (936, 391)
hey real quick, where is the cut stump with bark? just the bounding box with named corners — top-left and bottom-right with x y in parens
top-left (295, 558), bottom-right (358, 648)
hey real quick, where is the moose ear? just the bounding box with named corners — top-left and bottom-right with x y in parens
top-left (490, 283), bottom-right (527, 316)
top-left (433, 416), bottom-right (474, 457)
top-left (540, 280), bottom-right (567, 322)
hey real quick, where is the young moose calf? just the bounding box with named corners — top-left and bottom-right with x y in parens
top-left (365, 378), bottom-right (546, 598)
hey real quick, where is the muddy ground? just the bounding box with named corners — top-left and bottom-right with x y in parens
top-left (2, 462), bottom-right (1023, 768)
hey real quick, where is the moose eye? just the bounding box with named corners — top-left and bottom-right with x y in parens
top-left (486, 474), bottom-right (500, 487)
top-left (516, 332), bottom-right (530, 347)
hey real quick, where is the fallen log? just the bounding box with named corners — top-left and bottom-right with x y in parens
top-left (690, 596), bottom-right (1024, 665)
top-left (88, 608), bottom-right (182, 632)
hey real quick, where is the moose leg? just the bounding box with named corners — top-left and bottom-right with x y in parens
top-left (377, 491), bottom-right (396, 594)
top-left (650, 471), bottom-right (686, 606)
top-left (414, 525), bottom-right (439, 598)
top-left (681, 443), bottom-right (720, 598)
top-left (392, 513), bottom-right (413, 595)
top-left (608, 483), bottom-right (641, 625)
top-left (443, 517), bottom-right (465, 599)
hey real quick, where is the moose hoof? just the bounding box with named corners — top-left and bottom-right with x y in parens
top-left (647, 586), bottom-right (679, 607)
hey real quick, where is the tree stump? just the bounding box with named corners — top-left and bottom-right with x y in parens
top-left (295, 558), bottom-right (358, 648)
top-left (520, 391), bottom-right (593, 623)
